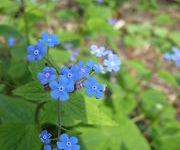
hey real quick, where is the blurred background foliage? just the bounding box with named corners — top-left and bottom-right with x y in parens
top-left (0, 0), bottom-right (180, 150)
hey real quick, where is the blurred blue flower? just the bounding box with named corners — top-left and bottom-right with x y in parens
top-left (27, 43), bottom-right (46, 62)
top-left (37, 67), bottom-right (56, 85)
top-left (95, 0), bottom-right (104, 4)
top-left (44, 145), bottom-right (51, 150)
top-left (164, 47), bottom-right (180, 67)
top-left (63, 43), bottom-right (73, 50)
top-left (104, 54), bottom-right (121, 72)
top-left (108, 18), bottom-right (116, 25)
top-left (8, 37), bottom-right (15, 47)
top-left (40, 32), bottom-right (60, 47)
top-left (50, 75), bottom-right (74, 101)
top-left (57, 133), bottom-right (80, 150)
top-left (60, 65), bottom-right (79, 81)
top-left (40, 130), bottom-right (52, 144)
top-left (83, 77), bottom-right (105, 99)
top-left (78, 61), bottom-right (91, 79)
top-left (96, 64), bottom-right (105, 74)
top-left (90, 45), bottom-right (105, 57)
top-left (87, 60), bottom-right (103, 73)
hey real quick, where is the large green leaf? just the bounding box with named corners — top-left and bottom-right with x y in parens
top-left (40, 92), bottom-right (116, 127)
top-left (169, 31), bottom-right (180, 47)
top-left (0, 94), bottom-right (35, 123)
top-left (0, 123), bottom-right (41, 150)
top-left (76, 115), bottom-right (151, 150)
top-left (13, 81), bottom-right (51, 102)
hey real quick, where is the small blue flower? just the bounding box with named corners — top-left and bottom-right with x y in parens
top-left (95, 0), bottom-right (104, 4)
top-left (57, 133), bottom-right (80, 150)
top-left (78, 61), bottom-right (91, 79)
top-left (108, 18), bottom-right (116, 25)
top-left (90, 45), bottom-right (105, 57)
top-left (50, 75), bottom-right (74, 101)
top-left (60, 65), bottom-right (80, 81)
top-left (40, 32), bottom-right (60, 47)
top-left (44, 145), bottom-right (52, 150)
top-left (96, 64), bottom-right (105, 74)
top-left (37, 67), bottom-right (56, 85)
top-left (40, 130), bottom-right (52, 144)
top-left (164, 47), bottom-right (180, 67)
top-left (87, 60), bottom-right (100, 73)
top-left (83, 77), bottom-right (105, 99)
top-left (8, 37), bottom-right (15, 47)
top-left (27, 43), bottom-right (46, 62)
top-left (104, 54), bottom-right (121, 72)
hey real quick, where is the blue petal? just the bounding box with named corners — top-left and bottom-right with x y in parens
top-left (27, 45), bottom-right (34, 54)
top-left (83, 80), bottom-right (90, 88)
top-left (95, 90), bottom-right (104, 99)
top-left (41, 78), bottom-right (49, 85)
top-left (72, 145), bottom-right (80, 150)
top-left (37, 73), bottom-right (44, 80)
top-left (43, 67), bottom-right (50, 73)
top-left (60, 66), bottom-right (69, 75)
top-left (57, 141), bottom-right (65, 149)
top-left (37, 55), bottom-right (42, 61)
top-left (27, 55), bottom-right (35, 62)
top-left (66, 81), bottom-right (74, 92)
top-left (50, 75), bottom-right (56, 81)
top-left (59, 75), bottom-right (68, 85)
top-left (41, 47), bottom-right (47, 55)
top-left (50, 68), bottom-right (56, 74)
top-left (51, 90), bottom-right (59, 100)
top-left (60, 134), bottom-right (69, 142)
top-left (50, 81), bottom-right (58, 89)
top-left (42, 32), bottom-right (49, 39)
top-left (44, 145), bottom-right (51, 150)
top-left (60, 91), bottom-right (69, 101)
top-left (70, 136), bottom-right (78, 144)
top-left (90, 77), bottom-right (97, 85)
top-left (98, 83), bottom-right (105, 91)
top-left (86, 88), bottom-right (94, 97)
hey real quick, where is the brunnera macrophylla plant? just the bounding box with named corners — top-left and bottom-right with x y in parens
top-left (27, 32), bottom-right (121, 150)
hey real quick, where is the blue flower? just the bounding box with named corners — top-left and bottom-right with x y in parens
top-left (37, 67), bottom-right (56, 85)
top-left (96, 64), bottom-right (105, 74)
top-left (57, 133), bottom-right (80, 150)
top-left (104, 54), bottom-right (121, 72)
top-left (87, 60), bottom-right (100, 73)
top-left (50, 75), bottom-right (74, 101)
top-left (90, 45), bottom-right (105, 57)
top-left (27, 43), bottom-right (46, 62)
top-left (40, 130), bottom-right (52, 144)
top-left (40, 32), bottom-right (60, 47)
top-left (83, 77), bottom-right (105, 99)
top-left (164, 47), bottom-right (180, 67)
top-left (60, 65), bottom-right (80, 81)
top-left (8, 37), bottom-right (15, 47)
top-left (108, 18), bottom-right (116, 25)
top-left (44, 145), bottom-right (52, 150)
top-left (78, 61), bottom-right (91, 79)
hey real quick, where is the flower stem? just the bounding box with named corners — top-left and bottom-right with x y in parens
top-left (21, 0), bottom-right (30, 45)
top-left (58, 100), bottom-right (61, 137)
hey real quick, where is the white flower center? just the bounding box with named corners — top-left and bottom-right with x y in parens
top-left (110, 61), bottom-right (115, 67)
top-left (92, 85), bottom-right (97, 90)
top-left (81, 68), bottom-right (85, 73)
top-left (44, 72), bottom-right (50, 78)
top-left (58, 86), bottom-right (64, 92)
top-left (34, 50), bottom-right (39, 56)
top-left (66, 141), bottom-right (71, 147)
top-left (43, 135), bottom-right (46, 139)
top-left (68, 73), bottom-right (72, 78)
top-left (48, 38), bottom-right (52, 42)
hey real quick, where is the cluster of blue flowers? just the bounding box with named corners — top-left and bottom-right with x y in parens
top-left (40, 130), bottom-right (80, 150)
top-left (90, 45), bottom-right (121, 72)
top-left (164, 47), bottom-right (180, 68)
top-left (108, 18), bottom-right (117, 25)
top-left (27, 32), bottom-right (60, 62)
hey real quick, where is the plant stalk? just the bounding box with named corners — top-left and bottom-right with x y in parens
top-left (58, 100), bottom-right (61, 137)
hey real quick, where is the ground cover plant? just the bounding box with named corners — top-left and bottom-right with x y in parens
top-left (0, 0), bottom-right (180, 150)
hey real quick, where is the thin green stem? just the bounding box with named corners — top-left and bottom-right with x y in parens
top-left (58, 100), bottom-right (61, 137)
top-left (21, 0), bottom-right (30, 45)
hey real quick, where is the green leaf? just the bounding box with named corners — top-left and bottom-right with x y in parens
top-left (76, 115), bottom-right (151, 150)
top-left (0, 25), bottom-right (21, 39)
top-left (157, 70), bottom-right (177, 87)
top-left (0, 94), bottom-right (35, 123)
top-left (40, 92), bottom-right (116, 127)
top-left (0, 123), bottom-right (41, 150)
top-left (169, 31), bottom-right (180, 47)
top-left (10, 45), bottom-right (27, 61)
top-left (49, 49), bottom-right (70, 67)
top-left (13, 81), bottom-right (51, 102)
top-left (153, 14), bottom-right (173, 26)
top-left (127, 60), bottom-right (150, 79)
top-left (152, 121), bottom-right (180, 150)
top-left (154, 27), bottom-right (168, 38)
top-left (28, 60), bottom-right (46, 80)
